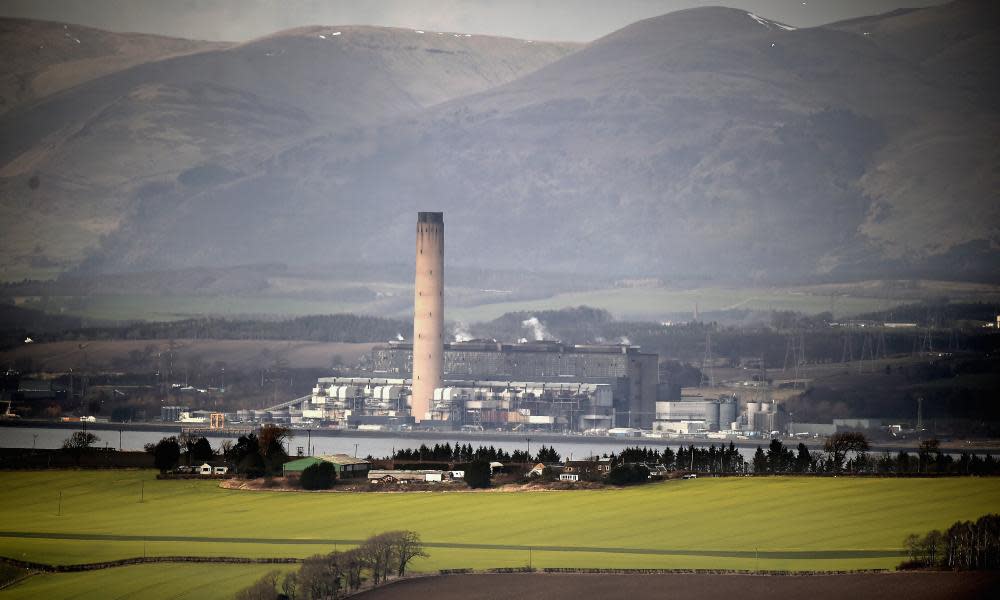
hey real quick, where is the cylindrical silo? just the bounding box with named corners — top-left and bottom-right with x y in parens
top-left (704, 400), bottom-right (720, 430)
top-left (719, 399), bottom-right (737, 428)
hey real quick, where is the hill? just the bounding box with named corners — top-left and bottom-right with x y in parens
top-left (0, 18), bottom-right (229, 115)
top-left (77, 2), bottom-right (999, 283)
top-left (0, 22), bottom-right (578, 279)
top-left (2, 2), bottom-right (997, 284)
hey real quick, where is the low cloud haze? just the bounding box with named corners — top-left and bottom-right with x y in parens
top-left (2, 0), bottom-right (949, 41)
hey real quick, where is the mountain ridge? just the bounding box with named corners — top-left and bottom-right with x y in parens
top-left (2, 2), bottom-right (997, 284)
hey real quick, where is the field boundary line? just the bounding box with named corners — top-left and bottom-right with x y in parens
top-left (0, 531), bottom-right (905, 559)
top-left (0, 555), bottom-right (302, 573)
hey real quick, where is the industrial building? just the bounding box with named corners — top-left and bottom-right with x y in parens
top-left (652, 393), bottom-right (792, 436)
top-left (653, 394), bottom-right (738, 433)
top-left (371, 340), bottom-right (659, 428)
top-left (284, 376), bottom-right (615, 432)
top-left (744, 401), bottom-right (785, 434)
top-left (256, 211), bottom-right (658, 432)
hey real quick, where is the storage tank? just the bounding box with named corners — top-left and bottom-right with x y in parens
top-left (704, 401), bottom-right (721, 430)
top-left (719, 399), bottom-right (737, 428)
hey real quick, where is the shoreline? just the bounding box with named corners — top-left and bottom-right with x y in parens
top-left (2, 419), bottom-right (998, 455)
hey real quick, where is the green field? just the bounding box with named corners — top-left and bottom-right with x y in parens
top-left (1, 471), bottom-right (998, 598)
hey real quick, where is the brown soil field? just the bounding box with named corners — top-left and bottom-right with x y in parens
top-left (0, 339), bottom-right (375, 371)
top-left (355, 572), bottom-right (1000, 600)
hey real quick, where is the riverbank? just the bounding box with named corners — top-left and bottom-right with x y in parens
top-left (3, 419), bottom-right (999, 456)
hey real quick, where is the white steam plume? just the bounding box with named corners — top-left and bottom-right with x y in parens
top-left (521, 316), bottom-right (549, 341)
top-left (619, 336), bottom-right (631, 345)
top-left (453, 322), bottom-right (473, 342)
top-left (396, 333), bottom-right (405, 341)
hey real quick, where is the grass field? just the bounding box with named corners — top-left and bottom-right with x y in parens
top-left (1, 471), bottom-right (998, 598)
top-left (0, 471), bottom-right (1000, 598)
top-left (0, 563), bottom-right (297, 600)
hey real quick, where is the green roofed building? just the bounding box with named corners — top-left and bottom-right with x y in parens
top-left (282, 454), bottom-right (370, 478)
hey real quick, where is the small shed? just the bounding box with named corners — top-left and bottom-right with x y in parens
top-left (198, 463), bottom-right (213, 475)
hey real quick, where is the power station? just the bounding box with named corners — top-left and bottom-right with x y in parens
top-left (411, 212), bottom-right (445, 423)
top-left (263, 211), bottom-right (667, 432)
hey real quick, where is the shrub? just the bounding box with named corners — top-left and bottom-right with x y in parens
top-left (606, 464), bottom-right (651, 486)
top-left (301, 462), bottom-right (336, 490)
top-left (464, 460), bottom-right (492, 489)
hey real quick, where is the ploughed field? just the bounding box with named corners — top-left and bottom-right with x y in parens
top-left (1, 472), bottom-right (999, 598)
top-left (353, 572), bottom-right (1000, 600)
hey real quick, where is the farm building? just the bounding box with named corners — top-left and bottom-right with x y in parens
top-left (282, 454), bottom-right (370, 478)
top-left (367, 469), bottom-right (446, 484)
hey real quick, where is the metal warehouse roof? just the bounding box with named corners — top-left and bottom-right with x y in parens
top-left (281, 457), bottom-right (326, 472)
top-left (282, 455), bottom-right (369, 472)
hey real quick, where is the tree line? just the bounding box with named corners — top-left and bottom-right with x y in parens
top-left (235, 530), bottom-right (427, 600)
top-left (144, 426), bottom-right (291, 477)
top-left (599, 444), bottom-right (747, 474)
top-left (749, 435), bottom-right (1000, 475)
top-left (390, 442), bottom-right (560, 465)
top-left (902, 514), bottom-right (1000, 571)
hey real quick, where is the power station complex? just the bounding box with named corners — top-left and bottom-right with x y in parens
top-left (243, 211), bottom-right (780, 434)
top-left (277, 211), bottom-right (659, 432)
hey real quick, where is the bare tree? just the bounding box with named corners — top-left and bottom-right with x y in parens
top-left (338, 548), bottom-right (366, 592)
top-left (281, 572), bottom-right (298, 600)
top-left (360, 533), bottom-right (397, 586)
top-left (234, 570), bottom-right (280, 600)
top-left (385, 530), bottom-right (428, 577)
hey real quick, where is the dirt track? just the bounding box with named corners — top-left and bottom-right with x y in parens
top-left (354, 572), bottom-right (1000, 600)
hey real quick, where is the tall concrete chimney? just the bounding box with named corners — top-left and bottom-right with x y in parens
top-left (411, 212), bottom-right (444, 423)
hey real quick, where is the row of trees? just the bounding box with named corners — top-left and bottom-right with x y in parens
top-left (145, 434), bottom-right (220, 473)
top-left (750, 436), bottom-right (1000, 475)
top-left (390, 442), bottom-right (559, 465)
top-left (604, 443), bottom-right (747, 473)
top-left (903, 514), bottom-right (1000, 571)
top-left (225, 426), bottom-right (290, 477)
top-left (143, 426), bottom-right (291, 476)
top-left (235, 531), bottom-right (426, 600)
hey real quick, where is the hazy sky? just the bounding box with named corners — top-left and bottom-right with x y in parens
top-left (1, 0), bottom-right (950, 42)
